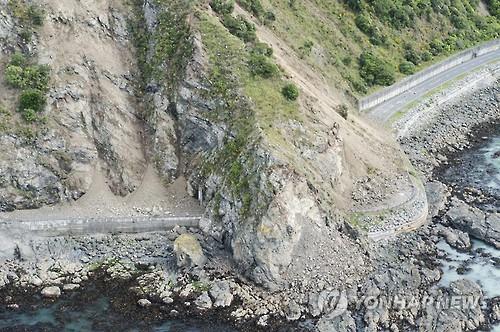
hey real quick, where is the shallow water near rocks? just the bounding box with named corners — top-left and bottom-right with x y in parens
top-left (0, 286), bottom-right (236, 332)
top-left (441, 133), bottom-right (500, 207)
top-left (437, 239), bottom-right (500, 298)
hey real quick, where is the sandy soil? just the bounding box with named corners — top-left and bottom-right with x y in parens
top-left (0, 163), bottom-right (202, 222)
top-left (0, 0), bottom-right (202, 222)
top-left (234, 5), bottom-right (413, 211)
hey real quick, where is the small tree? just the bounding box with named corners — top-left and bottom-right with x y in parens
top-left (282, 83), bottom-right (299, 101)
top-left (248, 53), bottom-right (279, 78)
top-left (210, 0), bottom-right (234, 15)
top-left (399, 61), bottom-right (416, 75)
top-left (19, 89), bottom-right (46, 113)
top-left (359, 51), bottom-right (395, 86)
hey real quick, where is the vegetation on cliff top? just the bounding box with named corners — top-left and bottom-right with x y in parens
top-left (257, 0), bottom-right (499, 94)
top-left (1, 2), bottom-right (49, 130)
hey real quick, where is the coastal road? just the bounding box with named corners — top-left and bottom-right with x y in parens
top-left (367, 48), bottom-right (500, 122)
top-left (0, 215), bottom-right (202, 237)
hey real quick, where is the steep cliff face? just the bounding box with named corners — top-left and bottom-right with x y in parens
top-left (0, 0), bottom-right (150, 210)
top-left (0, 0), bottom-right (416, 290)
top-left (132, 1), bottom-right (408, 288)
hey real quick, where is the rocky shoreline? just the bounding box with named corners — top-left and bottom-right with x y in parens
top-left (0, 0), bottom-right (500, 332)
top-left (0, 79), bottom-right (499, 331)
top-left (0, 267), bottom-right (286, 332)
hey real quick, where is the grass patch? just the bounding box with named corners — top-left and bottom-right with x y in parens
top-left (8, 0), bottom-right (45, 42)
top-left (196, 11), bottom-right (300, 218)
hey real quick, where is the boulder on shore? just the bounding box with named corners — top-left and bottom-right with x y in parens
top-left (173, 234), bottom-right (207, 268)
top-left (41, 286), bottom-right (61, 298)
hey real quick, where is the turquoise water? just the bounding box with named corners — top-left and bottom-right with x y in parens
top-left (437, 239), bottom-right (500, 298)
top-left (0, 292), bottom-right (236, 332)
top-left (441, 134), bottom-right (500, 203)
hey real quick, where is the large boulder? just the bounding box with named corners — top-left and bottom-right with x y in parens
top-left (316, 311), bottom-right (356, 332)
top-left (435, 225), bottom-right (471, 250)
top-left (248, 179), bottom-right (323, 289)
top-left (173, 234), bottom-right (206, 268)
top-left (445, 198), bottom-right (500, 248)
top-left (195, 291), bottom-right (213, 310)
top-left (41, 286), bottom-right (61, 298)
top-left (418, 279), bottom-right (486, 331)
top-left (209, 280), bottom-right (233, 307)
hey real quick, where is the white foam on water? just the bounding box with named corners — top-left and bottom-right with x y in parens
top-left (437, 239), bottom-right (500, 298)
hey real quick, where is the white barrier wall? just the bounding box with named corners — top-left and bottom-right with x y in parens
top-left (0, 216), bottom-right (202, 236)
top-left (358, 39), bottom-right (500, 111)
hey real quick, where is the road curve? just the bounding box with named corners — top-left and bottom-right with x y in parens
top-left (367, 48), bottom-right (500, 123)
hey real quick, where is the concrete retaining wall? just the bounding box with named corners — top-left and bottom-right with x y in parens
top-left (0, 216), bottom-right (202, 236)
top-left (358, 39), bottom-right (500, 111)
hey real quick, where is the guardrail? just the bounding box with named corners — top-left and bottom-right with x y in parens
top-left (0, 215), bottom-right (202, 236)
top-left (358, 39), bottom-right (500, 111)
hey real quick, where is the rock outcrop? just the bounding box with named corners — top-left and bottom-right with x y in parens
top-left (445, 198), bottom-right (500, 249)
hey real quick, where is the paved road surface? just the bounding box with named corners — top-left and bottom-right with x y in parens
top-left (367, 48), bottom-right (500, 122)
top-left (0, 216), bottom-right (202, 237)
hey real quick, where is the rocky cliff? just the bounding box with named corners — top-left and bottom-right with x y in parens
top-left (0, 0), bottom-right (426, 290)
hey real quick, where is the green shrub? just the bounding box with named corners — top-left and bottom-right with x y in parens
top-left (19, 28), bottom-right (32, 42)
top-left (429, 39), bottom-right (445, 56)
top-left (8, 1), bottom-right (44, 28)
top-left (9, 52), bottom-right (26, 67)
top-left (238, 0), bottom-right (264, 18)
top-left (5, 65), bottom-right (25, 88)
top-left (222, 14), bottom-right (256, 42)
top-left (355, 13), bottom-right (372, 35)
top-left (345, 0), bottom-right (362, 11)
top-left (248, 53), bottom-right (279, 78)
top-left (299, 40), bottom-right (314, 58)
top-left (399, 61), bottom-right (416, 75)
top-left (22, 65), bottom-right (50, 91)
top-left (27, 5), bottom-right (44, 26)
top-left (210, 0), bottom-right (234, 15)
top-left (282, 83), bottom-right (299, 101)
top-left (420, 50), bottom-right (432, 62)
top-left (354, 13), bottom-right (386, 45)
top-left (263, 10), bottom-right (276, 24)
top-left (4, 63), bottom-right (50, 90)
top-left (342, 56), bottom-right (352, 65)
top-left (359, 51), bottom-right (395, 86)
top-left (251, 42), bottom-right (273, 57)
top-left (22, 108), bottom-right (37, 122)
top-left (404, 44), bottom-right (421, 65)
top-left (486, 0), bottom-right (500, 18)
top-left (352, 80), bottom-right (368, 94)
top-left (19, 89), bottom-right (46, 113)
